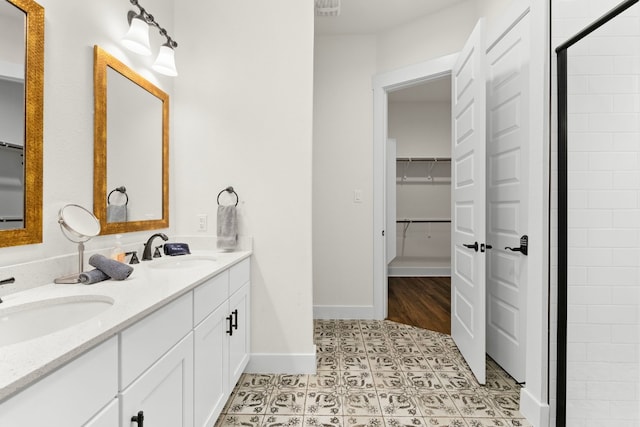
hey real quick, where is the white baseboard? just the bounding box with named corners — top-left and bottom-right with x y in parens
top-left (520, 387), bottom-right (550, 427)
top-left (246, 347), bottom-right (317, 374)
top-left (313, 305), bottom-right (375, 319)
top-left (387, 266), bottom-right (451, 277)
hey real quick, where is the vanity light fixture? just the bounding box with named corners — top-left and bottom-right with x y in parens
top-left (121, 0), bottom-right (178, 76)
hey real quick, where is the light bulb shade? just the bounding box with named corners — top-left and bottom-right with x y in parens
top-left (121, 16), bottom-right (152, 56)
top-left (152, 45), bottom-right (178, 76)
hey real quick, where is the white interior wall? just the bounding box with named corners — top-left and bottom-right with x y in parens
top-left (552, 1), bottom-right (640, 425)
top-left (389, 102), bottom-right (451, 157)
top-left (313, 35), bottom-right (377, 314)
top-left (0, 0), bottom-right (316, 372)
top-left (375, 1), bottom-right (479, 74)
top-left (0, 0), bottom-right (176, 269)
top-left (174, 0), bottom-right (315, 364)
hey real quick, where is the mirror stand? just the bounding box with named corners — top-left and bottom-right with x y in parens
top-left (54, 241), bottom-right (87, 284)
top-left (54, 204), bottom-right (101, 284)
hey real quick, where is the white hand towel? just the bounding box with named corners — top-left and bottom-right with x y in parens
top-left (217, 205), bottom-right (238, 250)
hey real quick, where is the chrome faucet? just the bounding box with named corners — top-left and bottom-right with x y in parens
top-left (0, 277), bottom-right (15, 303)
top-left (142, 233), bottom-right (168, 261)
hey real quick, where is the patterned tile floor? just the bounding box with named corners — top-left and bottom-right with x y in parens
top-left (216, 319), bottom-right (532, 427)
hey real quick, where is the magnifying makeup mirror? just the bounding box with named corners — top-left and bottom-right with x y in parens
top-left (55, 204), bottom-right (101, 284)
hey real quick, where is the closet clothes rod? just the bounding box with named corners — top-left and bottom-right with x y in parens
top-left (396, 157), bottom-right (451, 162)
top-left (396, 219), bottom-right (451, 223)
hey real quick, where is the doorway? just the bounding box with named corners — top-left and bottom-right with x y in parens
top-left (385, 76), bottom-right (453, 335)
top-left (375, 13), bottom-right (531, 387)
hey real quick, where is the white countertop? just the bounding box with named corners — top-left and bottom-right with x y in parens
top-left (0, 249), bottom-right (251, 402)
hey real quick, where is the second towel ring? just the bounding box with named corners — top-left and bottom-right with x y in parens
top-left (108, 186), bottom-right (128, 206)
top-left (217, 186), bottom-right (239, 206)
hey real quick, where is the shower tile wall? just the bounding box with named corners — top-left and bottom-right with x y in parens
top-left (553, 1), bottom-right (640, 425)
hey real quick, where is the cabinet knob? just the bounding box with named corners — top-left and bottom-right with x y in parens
top-left (131, 410), bottom-right (144, 426)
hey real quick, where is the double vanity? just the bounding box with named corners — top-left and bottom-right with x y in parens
top-left (0, 250), bottom-right (251, 427)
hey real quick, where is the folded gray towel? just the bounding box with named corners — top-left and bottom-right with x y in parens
top-left (107, 204), bottom-right (127, 223)
top-left (89, 254), bottom-right (134, 280)
top-left (217, 205), bottom-right (237, 250)
top-left (79, 269), bottom-right (110, 285)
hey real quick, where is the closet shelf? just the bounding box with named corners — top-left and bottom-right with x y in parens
top-left (0, 217), bottom-right (24, 223)
top-left (0, 141), bottom-right (23, 151)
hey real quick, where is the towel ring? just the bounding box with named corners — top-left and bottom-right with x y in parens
top-left (217, 186), bottom-right (239, 206)
top-left (108, 186), bottom-right (128, 206)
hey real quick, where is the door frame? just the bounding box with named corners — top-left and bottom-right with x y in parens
top-left (372, 53), bottom-right (458, 320)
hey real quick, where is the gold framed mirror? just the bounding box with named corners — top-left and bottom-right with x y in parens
top-left (93, 45), bottom-right (169, 235)
top-left (0, 0), bottom-right (44, 248)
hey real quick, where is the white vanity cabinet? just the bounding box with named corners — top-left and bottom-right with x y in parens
top-left (0, 255), bottom-right (251, 427)
top-left (0, 336), bottom-right (118, 427)
top-left (193, 258), bottom-right (251, 427)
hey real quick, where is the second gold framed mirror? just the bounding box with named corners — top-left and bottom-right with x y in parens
top-left (93, 45), bottom-right (169, 235)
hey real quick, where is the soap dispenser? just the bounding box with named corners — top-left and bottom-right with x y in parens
top-left (111, 234), bottom-right (125, 262)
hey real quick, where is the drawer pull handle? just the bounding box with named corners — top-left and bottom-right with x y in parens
top-left (131, 410), bottom-right (144, 426)
top-left (232, 309), bottom-right (239, 330)
top-left (226, 314), bottom-right (234, 336)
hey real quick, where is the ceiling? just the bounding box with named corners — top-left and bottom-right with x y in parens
top-left (314, 0), bottom-right (468, 35)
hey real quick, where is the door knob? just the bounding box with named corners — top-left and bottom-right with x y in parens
top-left (505, 235), bottom-right (528, 256)
top-left (463, 242), bottom-right (479, 252)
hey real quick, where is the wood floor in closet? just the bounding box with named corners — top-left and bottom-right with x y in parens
top-left (387, 276), bottom-right (451, 335)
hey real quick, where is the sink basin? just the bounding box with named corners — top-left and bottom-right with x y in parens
top-left (0, 295), bottom-right (114, 347)
top-left (148, 256), bottom-right (217, 270)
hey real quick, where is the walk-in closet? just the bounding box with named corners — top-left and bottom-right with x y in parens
top-left (387, 75), bottom-right (452, 278)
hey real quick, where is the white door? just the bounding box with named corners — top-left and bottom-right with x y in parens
top-left (451, 19), bottom-right (487, 385)
top-left (485, 13), bottom-right (530, 383)
top-left (386, 138), bottom-right (397, 264)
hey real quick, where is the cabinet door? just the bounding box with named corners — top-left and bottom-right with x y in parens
top-left (228, 282), bottom-right (250, 388)
top-left (194, 302), bottom-right (230, 427)
top-left (121, 333), bottom-right (194, 427)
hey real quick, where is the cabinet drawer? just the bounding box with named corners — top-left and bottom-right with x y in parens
top-left (0, 336), bottom-right (118, 427)
top-left (120, 292), bottom-right (193, 388)
top-left (229, 258), bottom-right (250, 295)
top-left (193, 270), bottom-right (229, 326)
